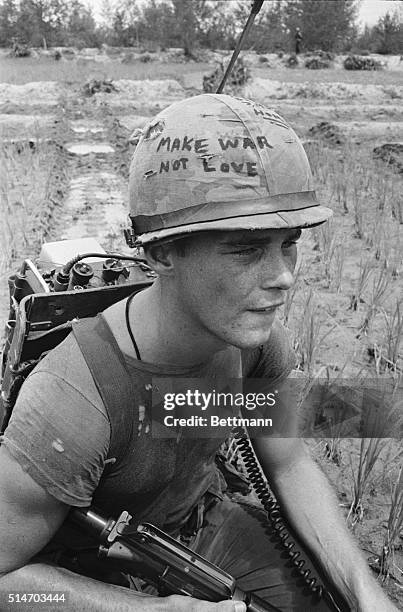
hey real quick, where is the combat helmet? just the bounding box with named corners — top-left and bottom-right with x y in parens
top-left (128, 93), bottom-right (332, 244)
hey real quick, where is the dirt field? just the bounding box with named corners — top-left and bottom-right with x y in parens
top-left (0, 48), bottom-right (402, 609)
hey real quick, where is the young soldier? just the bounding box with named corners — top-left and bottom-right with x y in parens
top-left (0, 94), bottom-right (398, 612)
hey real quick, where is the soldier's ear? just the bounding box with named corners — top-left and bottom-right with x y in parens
top-left (143, 242), bottom-right (175, 276)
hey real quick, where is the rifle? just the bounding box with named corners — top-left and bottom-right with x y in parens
top-left (72, 507), bottom-right (280, 612)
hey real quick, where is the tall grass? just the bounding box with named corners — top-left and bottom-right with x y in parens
top-left (350, 255), bottom-right (373, 311)
top-left (351, 169), bottom-right (370, 240)
top-left (0, 140), bottom-right (44, 273)
top-left (317, 363), bottom-right (363, 462)
top-left (358, 261), bottom-right (392, 336)
top-left (293, 289), bottom-right (335, 374)
top-left (382, 301), bottom-right (403, 371)
top-left (0, 136), bottom-right (67, 280)
top-left (347, 378), bottom-right (402, 526)
top-left (348, 437), bottom-right (389, 525)
top-left (313, 220), bottom-right (343, 287)
top-left (331, 244), bottom-right (346, 293)
top-left (379, 467), bottom-right (403, 579)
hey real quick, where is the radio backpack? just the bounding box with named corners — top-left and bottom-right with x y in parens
top-left (0, 237), bottom-right (153, 435)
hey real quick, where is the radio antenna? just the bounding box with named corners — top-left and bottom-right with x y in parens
top-left (216, 0), bottom-right (264, 94)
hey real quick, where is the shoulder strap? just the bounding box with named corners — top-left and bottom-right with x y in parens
top-left (72, 315), bottom-right (136, 472)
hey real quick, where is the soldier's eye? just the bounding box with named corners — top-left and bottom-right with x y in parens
top-left (232, 247), bottom-right (258, 256)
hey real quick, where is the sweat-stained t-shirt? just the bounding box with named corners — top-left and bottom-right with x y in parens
top-left (2, 316), bottom-right (296, 534)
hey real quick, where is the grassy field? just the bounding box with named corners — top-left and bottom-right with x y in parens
top-left (0, 56), bottom-right (212, 85)
top-left (1, 55), bottom-right (403, 87)
top-left (254, 65), bottom-right (403, 86)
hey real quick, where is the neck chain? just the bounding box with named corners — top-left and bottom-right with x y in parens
top-left (125, 292), bottom-right (142, 361)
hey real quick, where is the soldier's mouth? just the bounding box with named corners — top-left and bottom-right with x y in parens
top-left (249, 303), bottom-right (284, 313)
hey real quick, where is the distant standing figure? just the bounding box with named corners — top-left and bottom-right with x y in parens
top-left (295, 27), bottom-right (302, 54)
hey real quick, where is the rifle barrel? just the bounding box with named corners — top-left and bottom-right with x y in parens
top-left (71, 507), bottom-right (109, 536)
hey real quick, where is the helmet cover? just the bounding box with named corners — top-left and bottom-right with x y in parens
top-left (129, 93), bottom-right (332, 243)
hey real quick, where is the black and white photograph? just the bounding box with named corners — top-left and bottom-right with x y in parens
top-left (0, 1), bottom-right (402, 610)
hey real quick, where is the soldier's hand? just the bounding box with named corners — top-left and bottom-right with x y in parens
top-left (165, 595), bottom-right (247, 612)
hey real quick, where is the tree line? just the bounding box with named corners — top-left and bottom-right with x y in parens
top-left (0, 0), bottom-right (402, 55)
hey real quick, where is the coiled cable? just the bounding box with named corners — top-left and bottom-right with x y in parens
top-left (233, 427), bottom-right (348, 612)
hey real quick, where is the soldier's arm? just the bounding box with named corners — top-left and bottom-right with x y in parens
top-left (0, 446), bottom-right (243, 612)
top-left (251, 436), bottom-right (398, 612)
